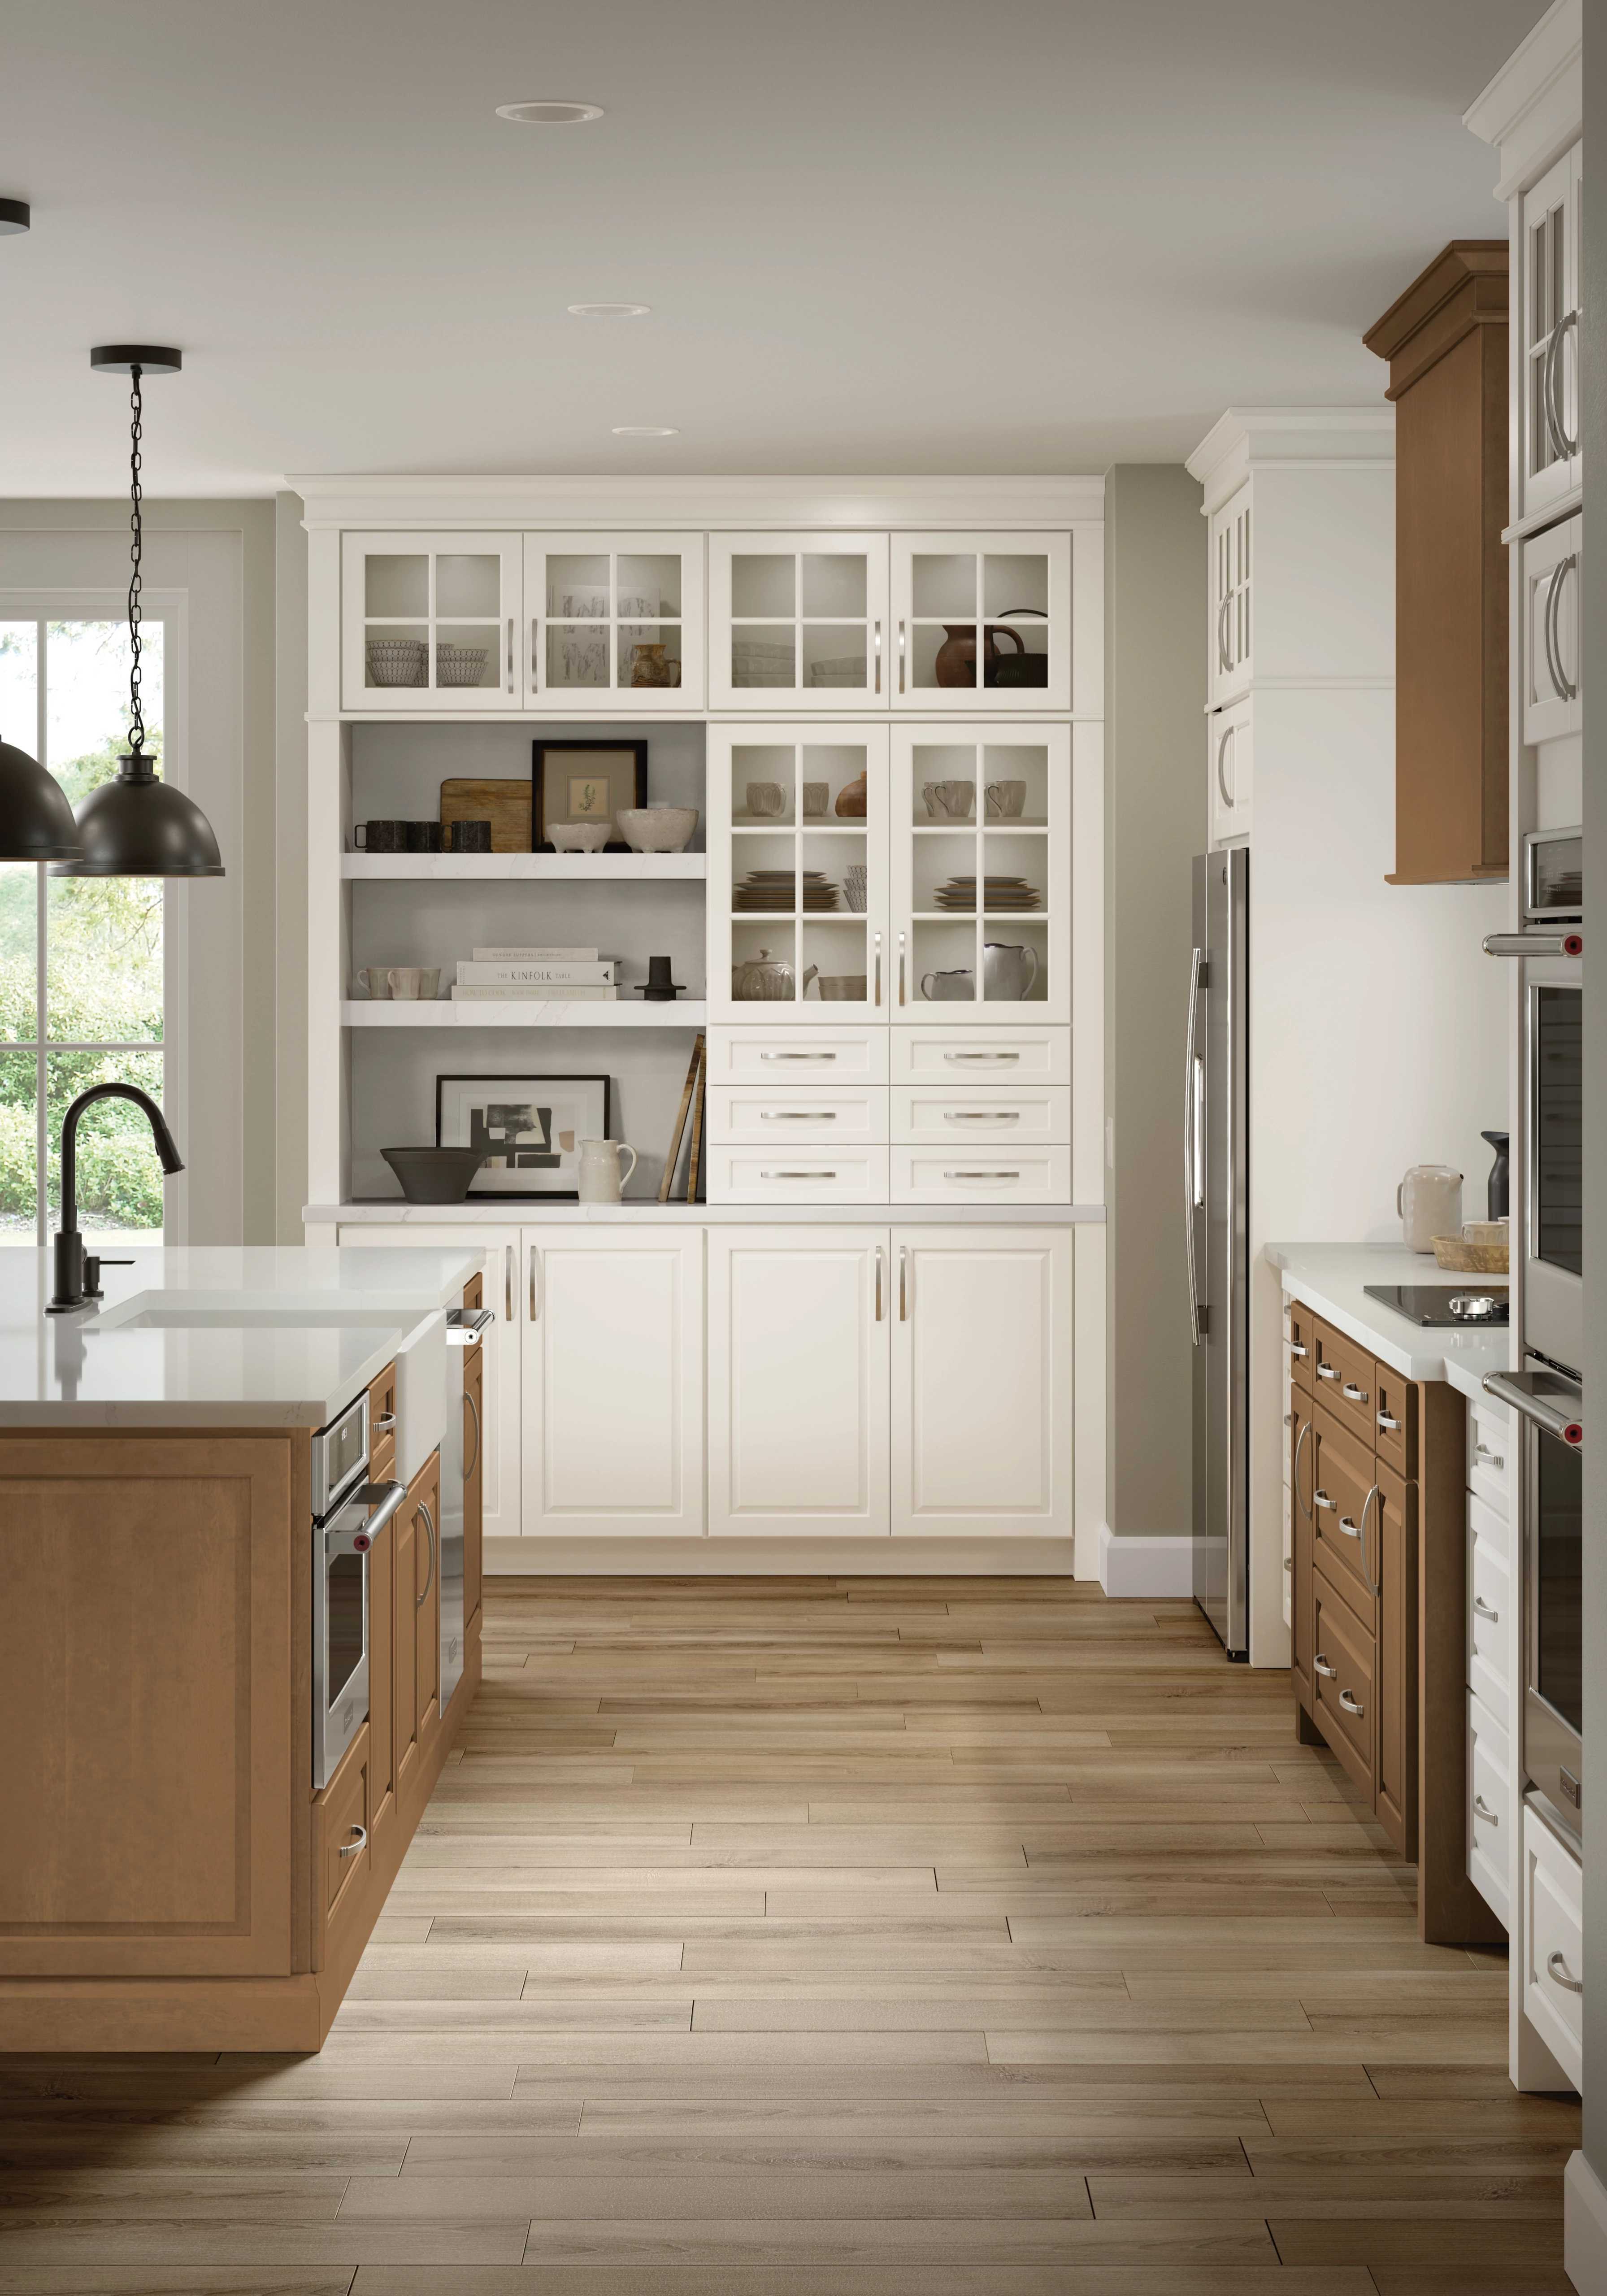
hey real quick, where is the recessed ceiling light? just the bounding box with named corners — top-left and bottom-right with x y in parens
top-left (496, 100), bottom-right (604, 125)
top-left (612, 425), bottom-right (679, 439)
top-left (0, 199), bottom-right (30, 236)
top-left (568, 301), bottom-right (650, 319)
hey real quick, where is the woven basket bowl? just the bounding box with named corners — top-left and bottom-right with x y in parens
top-left (435, 644), bottom-right (489, 689)
top-left (1431, 1236), bottom-right (1511, 1275)
top-left (365, 638), bottom-right (427, 687)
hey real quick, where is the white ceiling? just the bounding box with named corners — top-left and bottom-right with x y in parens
top-left (0, 0), bottom-right (1540, 495)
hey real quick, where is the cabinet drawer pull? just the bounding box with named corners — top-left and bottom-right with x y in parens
top-left (1338, 1688), bottom-right (1364, 1718)
top-left (506, 615), bottom-right (514, 692)
top-left (1314, 1488), bottom-right (1335, 1511)
top-left (1473, 1794), bottom-right (1499, 1825)
top-left (760, 1050), bottom-right (835, 1061)
top-left (874, 930), bottom-right (882, 1007)
top-left (504, 1241), bottom-right (514, 1322)
top-left (464, 1387), bottom-right (480, 1480)
top-left (944, 1050), bottom-right (1020, 1064)
top-left (873, 619), bottom-right (882, 694)
top-left (417, 1501), bottom-right (435, 1608)
top-left (899, 1244), bottom-right (909, 1322)
top-left (945, 1109), bottom-right (1021, 1122)
top-left (1314, 1654), bottom-right (1336, 1678)
top-left (1547, 1949), bottom-right (1584, 1995)
top-left (873, 1245), bottom-right (884, 1323)
top-left (1378, 1410), bottom-right (1399, 1432)
top-left (1474, 1441), bottom-right (1505, 1468)
top-left (898, 617), bottom-right (907, 693)
top-left (760, 1169), bottom-right (839, 1180)
top-left (1283, 1555), bottom-right (1293, 1574)
top-left (1316, 1362), bottom-right (1339, 1382)
top-left (1473, 1593), bottom-right (1500, 1622)
top-left (1338, 1514), bottom-right (1363, 1540)
top-left (1290, 1342), bottom-right (1307, 1359)
top-left (339, 1823), bottom-right (367, 1859)
top-left (1293, 1420), bottom-right (1312, 1517)
top-left (1342, 1383), bottom-right (1368, 1404)
top-left (530, 617), bottom-right (540, 681)
top-left (761, 1109), bottom-right (838, 1120)
top-left (374, 1412), bottom-right (396, 1431)
top-left (529, 1248), bottom-right (540, 1320)
top-left (944, 1169), bottom-right (1022, 1183)
top-left (898, 929), bottom-right (906, 1006)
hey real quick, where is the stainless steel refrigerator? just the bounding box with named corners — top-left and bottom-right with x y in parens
top-left (1186, 847), bottom-right (1250, 1657)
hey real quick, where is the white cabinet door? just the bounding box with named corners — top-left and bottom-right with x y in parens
top-left (335, 1224), bottom-right (522, 1542)
top-left (890, 533), bottom-right (1071, 713)
top-left (1207, 482), bottom-right (1252, 707)
top-left (1521, 514), bottom-right (1582, 744)
top-left (709, 533), bottom-right (890, 711)
top-left (523, 532), bottom-right (706, 710)
top-left (521, 1228), bottom-right (704, 1535)
top-left (708, 723), bottom-right (891, 1026)
top-left (341, 533), bottom-right (523, 710)
top-left (891, 724), bottom-right (1070, 1025)
top-left (708, 1227), bottom-right (890, 1535)
top-left (1208, 696), bottom-right (1252, 847)
top-left (1520, 145), bottom-right (1582, 525)
top-left (891, 1226), bottom-right (1072, 1535)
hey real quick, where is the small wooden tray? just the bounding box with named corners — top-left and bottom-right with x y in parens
top-left (440, 778), bottom-right (531, 854)
top-left (1432, 1236), bottom-right (1511, 1274)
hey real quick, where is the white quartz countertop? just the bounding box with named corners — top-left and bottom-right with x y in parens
top-left (308, 1200), bottom-right (1108, 1226)
top-left (1266, 1243), bottom-right (1511, 1409)
top-left (0, 1246), bottom-right (480, 1429)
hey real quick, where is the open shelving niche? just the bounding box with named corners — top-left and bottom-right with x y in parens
top-left (315, 716), bottom-right (712, 1205)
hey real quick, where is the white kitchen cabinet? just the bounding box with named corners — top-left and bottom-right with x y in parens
top-left (891, 1147), bottom-right (1071, 1206)
top-left (891, 1025), bottom-right (1070, 1086)
top-left (336, 1223), bottom-right (523, 1543)
top-left (1519, 143), bottom-right (1582, 524)
top-left (707, 1228), bottom-right (890, 1536)
top-left (891, 725), bottom-right (1070, 1025)
top-left (709, 534), bottom-right (890, 710)
top-left (1467, 1689), bottom-right (1512, 1929)
top-left (891, 1226), bottom-right (1072, 1535)
top-left (1520, 513), bottom-right (1582, 744)
top-left (1466, 1512), bottom-right (1512, 1730)
top-left (1207, 482), bottom-right (1252, 707)
top-left (891, 1084), bottom-right (1069, 1145)
top-left (341, 533), bottom-right (524, 710)
top-left (708, 723), bottom-right (891, 1027)
top-left (890, 533), bottom-right (1070, 713)
top-left (521, 1228), bottom-right (704, 1536)
top-left (522, 532), bottom-right (705, 711)
top-left (1521, 1804), bottom-right (1584, 2088)
top-left (707, 1083), bottom-right (888, 1147)
top-left (1208, 696), bottom-right (1253, 847)
top-left (705, 1025), bottom-right (889, 1085)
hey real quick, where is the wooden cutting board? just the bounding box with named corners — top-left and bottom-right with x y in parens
top-left (439, 778), bottom-right (531, 854)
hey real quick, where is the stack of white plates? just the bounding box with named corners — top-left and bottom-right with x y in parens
top-left (933, 876), bottom-right (1041, 913)
top-left (734, 870), bottom-right (840, 913)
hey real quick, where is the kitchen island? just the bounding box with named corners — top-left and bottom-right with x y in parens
top-left (0, 1245), bottom-right (482, 2053)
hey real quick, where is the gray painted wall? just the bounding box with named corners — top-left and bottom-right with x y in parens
top-left (1102, 465), bottom-right (1207, 1536)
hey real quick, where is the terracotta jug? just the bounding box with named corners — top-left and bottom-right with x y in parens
top-left (934, 622), bottom-right (1028, 689)
top-left (834, 771), bottom-right (868, 818)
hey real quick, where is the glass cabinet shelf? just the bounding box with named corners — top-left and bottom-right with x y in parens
top-left (341, 533), bottom-right (522, 710)
top-left (710, 534), bottom-right (890, 710)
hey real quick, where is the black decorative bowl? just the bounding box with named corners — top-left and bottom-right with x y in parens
top-left (381, 1147), bottom-right (486, 1204)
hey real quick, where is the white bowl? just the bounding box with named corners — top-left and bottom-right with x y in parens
top-left (617, 805), bottom-right (698, 854)
top-left (548, 822), bottom-right (613, 853)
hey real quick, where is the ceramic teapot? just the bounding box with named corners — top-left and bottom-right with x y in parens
top-left (732, 948), bottom-right (818, 1001)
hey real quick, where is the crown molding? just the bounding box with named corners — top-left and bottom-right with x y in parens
top-left (287, 473), bottom-right (1108, 531)
top-left (1185, 408), bottom-right (1396, 513)
top-left (1464, 0), bottom-right (1581, 199)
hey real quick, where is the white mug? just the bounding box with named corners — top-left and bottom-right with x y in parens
top-left (577, 1137), bottom-right (638, 1203)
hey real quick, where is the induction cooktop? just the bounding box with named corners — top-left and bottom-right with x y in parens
top-left (1362, 1283), bottom-right (1509, 1328)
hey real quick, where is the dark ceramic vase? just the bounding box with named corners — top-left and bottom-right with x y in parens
top-left (1482, 1130), bottom-right (1510, 1221)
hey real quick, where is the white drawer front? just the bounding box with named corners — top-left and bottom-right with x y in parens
top-left (891, 1146), bottom-right (1071, 1206)
top-left (891, 1027), bottom-right (1069, 1087)
top-left (1466, 1526), bottom-right (1511, 1728)
top-left (1466, 1690), bottom-right (1511, 1929)
top-left (891, 1086), bottom-right (1069, 1146)
top-left (1468, 1401), bottom-right (1513, 1520)
top-left (708, 1147), bottom-right (889, 1205)
top-left (708, 1026), bottom-right (889, 1085)
top-left (1468, 1485), bottom-right (1511, 1566)
top-left (1523, 1805), bottom-right (1583, 2086)
top-left (707, 1085), bottom-right (887, 1148)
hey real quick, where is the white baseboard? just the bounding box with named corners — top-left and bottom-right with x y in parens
top-left (1566, 2152), bottom-right (1607, 2293)
top-left (1098, 1522), bottom-right (1195, 1598)
top-left (484, 1535), bottom-right (1077, 1578)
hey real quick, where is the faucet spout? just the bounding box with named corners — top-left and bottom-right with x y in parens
top-left (47, 1083), bottom-right (184, 1314)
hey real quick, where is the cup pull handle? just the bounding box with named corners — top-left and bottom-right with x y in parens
top-left (1548, 1950), bottom-right (1584, 1995)
top-left (1314, 1655), bottom-right (1336, 1678)
top-left (1338, 1689), bottom-right (1364, 1718)
top-left (1473, 1795), bottom-right (1498, 1824)
top-left (339, 1824), bottom-right (368, 1860)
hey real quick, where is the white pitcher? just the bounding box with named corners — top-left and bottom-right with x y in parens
top-left (577, 1138), bottom-right (638, 1203)
top-left (1397, 1164), bottom-right (1462, 1254)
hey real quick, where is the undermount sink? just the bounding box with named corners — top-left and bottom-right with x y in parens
top-left (92, 1292), bottom-right (412, 1333)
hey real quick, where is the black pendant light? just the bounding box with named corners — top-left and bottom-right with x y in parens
top-left (51, 347), bottom-right (225, 879)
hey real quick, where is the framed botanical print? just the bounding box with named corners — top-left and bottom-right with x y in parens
top-left (435, 1073), bottom-right (611, 1197)
top-left (532, 739), bottom-right (647, 850)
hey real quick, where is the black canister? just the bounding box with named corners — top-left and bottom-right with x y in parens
top-left (1482, 1129), bottom-right (1510, 1221)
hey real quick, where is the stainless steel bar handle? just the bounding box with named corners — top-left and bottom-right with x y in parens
top-left (417, 1500), bottom-right (435, 1607)
top-left (898, 619), bottom-right (906, 693)
top-left (946, 1110), bottom-right (1020, 1122)
top-left (1541, 319), bottom-right (1564, 460)
top-left (530, 618), bottom-right (540, 683)
top-left (873, 1246), bottom-right (884, 1322)
top-left (1338, 1689), bottom-right (1364, 1718)
top-left (946, 1050), bottom-right (1018, 1064)
top-left (899, 1245), bottom-right (908, 1321)
top-left (504, 1242), bottom-right (514, 1322)
top-left (762, 1109), bottom-right (837, 1120)
top-left (1548, 1950), bottom-right (1584, 1994)
top-left (761, 1169), bottom-right (839, 1179)
top-left (1550, 310), bottom-right (1580, 456)
top-left (1473, 1593), bottom-right (1500, 1622)
top-left (1217, 594), bottom-right (1232, 674)
top-left (339, 1824), bottom-right (367, 1859)
top-left (465, 1387), bottom-right (480, 1479)
top-left (1216, 722), bottom-right (1234, 808)
top-left (1293, 1418), bottom-right (1312, 1518)
top-left (529, 1247), bottom-right (540, 1320)
top-left (944, 1169), bottom-right (1022, 1181)
top-left (1473, 1794), bottom-right (1499, 1824)
top-left (507, 617), bottom-right (514, 692)
top-left (355, 1478), bottom-right (407, 1541)
top-left (873, 620), bottom-right (882, 694)
top-left (874, 931), bottom-right (882, 1007)
top-left (1358, 1483), bottom-right (1380, 1600)
top-left (1543, 558), bottom-right (1567, 701)
top-left (1482, 1371), bottom-right (1583, 1448)
top-left (1482, 930), bottom-right (1583, 958)
top-left (1554, 553), bottom-right (1579, 700)
top-left (761, 1050), bottom-right (834, 1061)
top-left (898, 930), bottom-right (907, 1006)
top-left (1183, 945), bottom-right (1203, 1348)
top-left (1314, 1654), bottom-right (1336, 1678)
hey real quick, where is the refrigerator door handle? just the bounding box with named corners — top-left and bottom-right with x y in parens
top-left (1184, 945), bottom-right (1205, 1345)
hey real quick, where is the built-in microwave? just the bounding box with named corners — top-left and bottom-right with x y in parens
top-left (1526, 962), bottom-right (1582, 1375)
top-left (312, 1389), bottom-right (406, 1790)
top-left (1487, 1362), bottom-right (1584, 1846)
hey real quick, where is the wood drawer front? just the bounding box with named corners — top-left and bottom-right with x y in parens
top-left (1372, 1457), bottom-right (1416, 1861)
top-left (891, 1027), bottom-right (1070, 1087)
top-left (1311, 1406), bottom-right (1377, 1629)
top-left (708, 1147), bottom-right (889, 1205)
top-left (1522, 1805), bottom-right (1584, 2085)
top-left (891, 1146), bottom-right (1070, 1207)
top-left (1468, 1400), bottom-right (1513, 1520)
top-left (708, 1026), bottom-right (888, 1086)
top-left (707, 1084), bottom-right (887, 1147)
top-left (892, 1085), bottom-right (1069, 1146)
top-left (1313, 1578), bottom-right (1376, 1800)
top-left (1466, 1522), bottom-right (1511, 1729)
top-left (1466, 1690), bottom-right (1511, 1930)
top-left (1286, 1298), bottom-right (1315, 1396)
top-left (463, 1273), bottom-right (482, 1314)
top-left (1312, 1320), bottom-right (1377, 1448)
top-left (1372, 1361), bottom-right (1414, 1478)
top-left (1290, 1392), bottom-right (1315, 1710)
top-left (318, 1721), bottom-right (372, 1935)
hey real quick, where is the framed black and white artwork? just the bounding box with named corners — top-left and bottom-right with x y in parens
top-left (435, 1073), bottom-right (611, 1197)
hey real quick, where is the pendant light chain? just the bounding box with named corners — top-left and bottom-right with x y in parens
top-left (126, 363), bottom-right (146, 758)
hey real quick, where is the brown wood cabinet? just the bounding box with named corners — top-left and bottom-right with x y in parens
top-left (1364, 241), bottom-right (1509, 884)
top-left (1290, 1390), bottom-right (1315, 1712)
top-left (394, 1447), bottom-right (442, 1824)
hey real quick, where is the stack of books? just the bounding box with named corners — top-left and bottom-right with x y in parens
top-left (450, 947), bottom-right (620, 1001)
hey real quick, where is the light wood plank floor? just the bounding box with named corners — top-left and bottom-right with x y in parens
top-left (0, 1577), bottom-right (1579, 2295)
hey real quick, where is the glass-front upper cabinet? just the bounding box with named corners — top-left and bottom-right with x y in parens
top-left (341, 533), bottom-right (523, 710)
top-left (523, 533), bottom-right (706, 710)
top-left (707, 724), bottom-right (890, 1024)
top-left (1521, 143), bottom-right (1582, 522)
top-left (708, 534), bottom-right (890, 710)
top-left (890, 533), bottom-right (1070, 713)
top-left (890, 725), bottom-right (1070, 1024)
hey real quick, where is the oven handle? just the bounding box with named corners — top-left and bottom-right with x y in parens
top-left (1481, 1373), bottom-right (1583, 1450)
top-left (1482, 931), bottom-right (1583, 959)
top-left (348, 1478), bottom-right (407, 1542)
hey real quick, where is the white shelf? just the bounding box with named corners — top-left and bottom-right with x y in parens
top-left (343, 999), bottom-right (708, 1029)
top-left (342, 852), bottom-right (707, 882)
